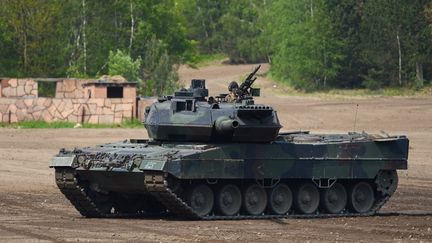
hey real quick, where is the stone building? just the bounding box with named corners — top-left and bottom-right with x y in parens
top-left (82, 80), bottom-right (137, 99)
top-left (0, 78), bottom-right (139, 124)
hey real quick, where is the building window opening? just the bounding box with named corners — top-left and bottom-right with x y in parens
top-left (37, 82), bottom-right (56, 97)
top-left (107, 86), bottom-right (123, 98)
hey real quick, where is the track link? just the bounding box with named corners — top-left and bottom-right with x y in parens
top-left (144, 174), bottom-right (199, 219)
top-left (143, 172), bottom-right (391, 220)
top-left (55, 168), bottom-right (110, 217)
top-left (56, 169), bottom-right (393, 220)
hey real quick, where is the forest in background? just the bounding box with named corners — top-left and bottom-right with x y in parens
top-left (0, 0), bottom-right (432, 94)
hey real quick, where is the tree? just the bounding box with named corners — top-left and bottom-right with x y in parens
top-left (360, 0), bottom-right (432, 89)
top-left (0, 11), bottom-right (20, 76)
top-left (108, 49), bottom-right (141, 82)
top-left (139, 36), bottom-right (179, 96)
top-left (219, 0), bottom-right (266, 63)
top-left (0, 0), bottom-right (67, 77)
top-left (267, 0), bottom-right (344, 90)
top-left (324, 0), bottom-right (364, 88)
top-left (178, 0), bottom-right (229, 54)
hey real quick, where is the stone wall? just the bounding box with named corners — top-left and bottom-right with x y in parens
top-left (137, 98), bottom-right (157, 122)
top-left (56, 79), bottom-right (88, 98)
top-left (0, 98), bottom-right (134, 124)
top-left (0, 78), bottom-right (139, 124)
top-left (0, 79), bottom-right (38, 98)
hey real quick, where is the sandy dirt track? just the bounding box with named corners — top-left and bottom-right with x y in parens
top-left (0, 63), bottom-right (431, 242)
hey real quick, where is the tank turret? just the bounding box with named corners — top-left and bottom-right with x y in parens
top-left (144, 65), bottom-right (282, 142)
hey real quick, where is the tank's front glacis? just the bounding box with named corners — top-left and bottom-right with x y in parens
top-left (143, 79), bottom-right (282, 143)
top-left (49, 140), bottom-right (196, 193)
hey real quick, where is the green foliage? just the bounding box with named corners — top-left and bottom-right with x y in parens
top-left (37, 82), bottom-right (56, 98)
top-left (178, 0), bottom-right (228, 54)
top-left (0, 0), bottom-right (193, 96)
top-left (0, 0), bottom-right (68, 77)
top-left (108, 50), bottom-right (141, 81)
top-left (1, 0), bottom-right (432, 92)
top-left (263, 0), bottom-right (432, 91)
top-left (267, 0), bottom-right (344, 90)
top-left (219, 0), bottom-right (266, 63)
top-left (138, 36), bottom-right (179, 96)
top-left (178, 0), bottom-right (267, 63)
top-left (359, 0), bottom-right (432, 88)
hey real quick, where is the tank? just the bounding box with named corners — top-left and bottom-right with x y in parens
top-left (50, 65), bottom-right (409, 219)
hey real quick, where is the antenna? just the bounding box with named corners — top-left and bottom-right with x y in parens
top-left (353, 104), bottom-right (359, 132)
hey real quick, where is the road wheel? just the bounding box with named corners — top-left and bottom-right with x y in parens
top-left (268, 183), bottom-right (292, 215)
top-left (320, 183), bottom-right (347, 214)
top-left (216, 184), bottom-right (242, 216)
top-left (348, 182), bottom-right (375, 213)
top-left (294, 183), bottom-right (319, 214)
top-left (187, 184), bottom-right (214, 216)
top-left (243, 184), bottom-right (267, 215)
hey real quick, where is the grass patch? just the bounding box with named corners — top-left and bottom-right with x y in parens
top-left (0, 118), bottom-right (143, 129)
top-left (187, 53), bottom-right (228, 68)
top-left (270, 79), bottom-right (432, 98)
top-left (267, 71), bottom-right (432, 97)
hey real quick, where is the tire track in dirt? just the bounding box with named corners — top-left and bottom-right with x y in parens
top-left (0, 224), bottom-right (65, 242)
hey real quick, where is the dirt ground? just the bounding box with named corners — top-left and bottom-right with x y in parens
top-left (0, 63), bottom-right (431, 242)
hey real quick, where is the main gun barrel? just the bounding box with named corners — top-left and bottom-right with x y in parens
top-left (215, 117), bottom-right (239, 133)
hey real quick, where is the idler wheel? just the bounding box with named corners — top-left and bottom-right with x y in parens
top-left (268, 183), bottom-right (292, 215)
top-left (348, 182), bottom-right (375, 213)
top-left (216, 184), bottom-right (242, 216)
top-left (320, 183), bottom-right (347, 214)
top-left (243, 184), bottom-right (267, 215)
top-left (294, 183), bottom-right (320, 214)
top-left (187, 184), bottom-right (214, 217)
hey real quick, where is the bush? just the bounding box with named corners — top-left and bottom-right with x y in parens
top-left (108, 50), bottom-right (141, 82)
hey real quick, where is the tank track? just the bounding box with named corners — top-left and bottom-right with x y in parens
top-left (143, 172), bottom-right (391, 220)
top-left (55, 168), bottom-right (111, 217)
top-left (55, 168), bottom-right (393, 220)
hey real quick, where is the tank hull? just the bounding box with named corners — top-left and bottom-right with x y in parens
top-left (51, 132), bottom-right (408, 219)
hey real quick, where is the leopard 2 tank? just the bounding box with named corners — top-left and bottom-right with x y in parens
top-left (50, 65), bottom-right (408, 219)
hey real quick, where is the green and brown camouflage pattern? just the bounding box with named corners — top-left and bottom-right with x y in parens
top-left (50, 132), bottom-right (408, 193)
top-left (50, 66), bottom-right (409, 219)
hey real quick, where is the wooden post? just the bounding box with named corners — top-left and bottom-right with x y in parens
top-left (8, 110), bottom-right (11, 124)
top-left (81, 107), bottom-right (86, 124)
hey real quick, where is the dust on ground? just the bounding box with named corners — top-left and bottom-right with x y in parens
top-left (0, 63), bottom-right (431, 242)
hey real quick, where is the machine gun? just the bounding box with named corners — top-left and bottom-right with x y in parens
top-left (236, 65), bottom-right (261, 99)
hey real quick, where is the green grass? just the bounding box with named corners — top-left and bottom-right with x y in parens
top-left (187, 53), bottom-right (228, 68)
top-left (323, 86), bottom-right (432, 97)
top-left (270, 80), bottom-right (432, 98)
top-left (0, 118), bottom-right (143, 129)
